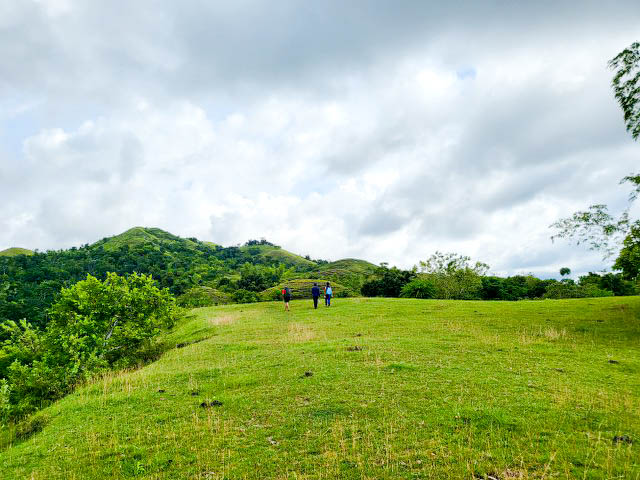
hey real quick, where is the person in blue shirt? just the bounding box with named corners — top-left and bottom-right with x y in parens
top-left (311, 283), bottom-right (320, 309)
top-left (324, 282), bottom-right (333, 307)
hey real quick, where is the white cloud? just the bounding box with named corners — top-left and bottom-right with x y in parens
top-left (1, 1), bottom-right (639, 278)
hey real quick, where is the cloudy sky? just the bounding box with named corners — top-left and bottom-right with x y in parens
top-left (1, 1), bottom-right (639, 277)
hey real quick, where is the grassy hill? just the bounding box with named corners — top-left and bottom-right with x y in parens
top-left (310, 258), bottom-right (378, 291)
top-left (91, 227), bottom-right (201, 252)
top-left (238, 244), bottom-right (317, 270)
top-left (2, 297), bottom-right (639, 479)
top-left (0, 247), bottom-right (34, 257)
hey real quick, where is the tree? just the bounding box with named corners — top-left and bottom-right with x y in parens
top-left (400, 278), bottom-right (436, 299)
top-left (417, 252), bottom-right (489, 276)
top-left (559, 267), bottom-right (571, 277)
top-left (551, 42), bottom-right (640, 274)
top-left (613, 223), bottom-right (640, 279)
top-left (361, 264), bottom-right (415, 297)
top-left (610, 42), bottom-right (640, 141)
top-left (415, 252), bottom-right (489, 300)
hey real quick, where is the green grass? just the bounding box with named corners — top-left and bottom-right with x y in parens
top-left (2, 297), bottom-right (639, 479)
top-left (0, 247), bottom-right (34, 257)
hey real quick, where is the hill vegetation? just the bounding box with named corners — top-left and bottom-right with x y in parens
top-left (0, 248), bottom-right (33, 257)
top-left (1, 297), bottom-right (638, 479)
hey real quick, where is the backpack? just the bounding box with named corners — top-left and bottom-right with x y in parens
top-left (284, 287), bottom-right (291, 296)
top-left (326, 286), bottom-right (332, 295)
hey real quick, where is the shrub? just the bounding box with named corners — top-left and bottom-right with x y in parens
top-left (0, 273), bottom-right (180, 420)
top-left (176, 287), bottom-right (231, 308)
top-left (424, 270), bottom-right (483, 300)
top-left (401, 279), bottom-right (436, 299)
top-left (543, 282), bottom-right (613, 299)
top-left (232, 289), bottom-right (259, 303)
top-left (361, 266), bottom-right (415, 297)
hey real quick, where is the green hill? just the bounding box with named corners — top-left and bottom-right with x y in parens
top-left (238, 244), bottom-right (317, 270)
top-left (91, 227), bottom-right (200, 252)
top-left (310, 258), bottom-right (378, 291)
top-left (3, 297), bottom-right (639, 479)
top-left (0, 247), bottom-right (34, 257)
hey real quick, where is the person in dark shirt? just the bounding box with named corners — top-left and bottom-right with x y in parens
top-left (282, 286), bottom-right (291, 311)
top-left (311, 283), bottom-right (320, 309)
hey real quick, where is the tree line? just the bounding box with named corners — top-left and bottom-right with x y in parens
top-left (360, 252), bottom-right (635, 300)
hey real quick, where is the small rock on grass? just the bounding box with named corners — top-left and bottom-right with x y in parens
top-left (200, 400), bottom-right (223, 408)
top-left (301, 371), bottom-right (313, 378)
top-left (267, 436), bottom-right (278, 446)
top-left (347, 346), bottom-right (363, 351)
top-left (157, 389), bottom-right (166, 393)
top-left (608, 359), bottom-right (620, 364)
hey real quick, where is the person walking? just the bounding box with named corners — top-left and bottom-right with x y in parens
top-left (311, 282), bottom-right (320, 309)
top-left (324, 282), bottom-right (333, 307)
top-left (282, 285), bottom-right (291, 311)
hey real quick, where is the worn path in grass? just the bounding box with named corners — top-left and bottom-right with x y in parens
top-left (1, 297), bottom-right (639, 479)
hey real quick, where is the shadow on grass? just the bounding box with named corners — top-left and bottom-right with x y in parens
top-left (0, 413), bottom-right (50, 451)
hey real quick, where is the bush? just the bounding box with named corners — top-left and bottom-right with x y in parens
top-left (232, 289), bottom-right (259, 303)
top-left (361, 266), bottom-right (415, 297)
top-left (176, 286), bottom-right (231, 308)
top-left (0, 273), bottom-right (180, 420)
top-left (401, 279), bottom-right (436, 299)
top-left (543, 282), bottom-right (613, 299)
top-left (424, 270), bottom-right (483, 300)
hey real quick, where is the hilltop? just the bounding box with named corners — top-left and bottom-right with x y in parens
top-left (0, 247), bottom-right (34, 257)
top-left (2, 297), bottom-right (639, 478)
top-left (90, 226), bottom-right (200, 252)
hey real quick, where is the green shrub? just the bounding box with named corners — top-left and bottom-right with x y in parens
top-left (401, 279), bottom-right (436, 299)
top-left (176, 286), bottom-right (231, 308)
top-left (422, 270), bottom-right (483, 300)
top-left (0, 273), bottom-right (180, 420)
top-left (543, 282), bottom-right (614, 299)
top-left (232, 289), bottom-right (259, 303)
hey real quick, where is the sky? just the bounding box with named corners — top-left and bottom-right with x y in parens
top-left (1, 0), bottom-right (639, 277)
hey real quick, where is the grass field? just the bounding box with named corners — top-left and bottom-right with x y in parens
top-left (1, 297), bottom-right (639, 479)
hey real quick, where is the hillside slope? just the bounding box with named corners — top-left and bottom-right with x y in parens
top-left (238, 244), bottom-right (317, 270)
top-left (310, 258), bottom-right (378, 291)
top-left (0, 247), bottom-right (34, 257)
top-left (2, 297), bottom-right (639, 479)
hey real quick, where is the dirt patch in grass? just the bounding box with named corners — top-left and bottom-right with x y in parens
top-left (288, 323), bottom-right (316, 342)
top-left (208, 314), bottom-right (237, 326)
